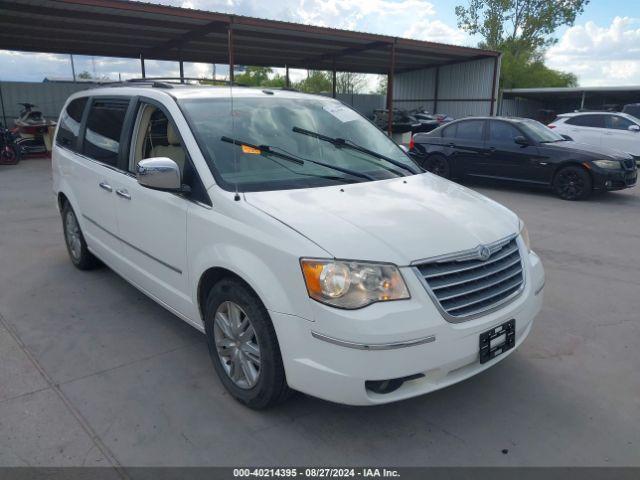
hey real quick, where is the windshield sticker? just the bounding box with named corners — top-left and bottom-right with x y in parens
top-left (323, 104), bottom-right (360, 123)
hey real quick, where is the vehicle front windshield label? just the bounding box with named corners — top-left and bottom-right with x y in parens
top-left (323, 104), bottom-right (360, 123)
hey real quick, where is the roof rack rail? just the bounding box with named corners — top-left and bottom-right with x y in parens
top-left (99, 77), bottom-right (247, 89)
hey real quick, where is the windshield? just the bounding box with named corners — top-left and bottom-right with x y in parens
top-left (518, 119), bottom-right (564, 143)
top-left (178, 95), bottom-right (417, 192)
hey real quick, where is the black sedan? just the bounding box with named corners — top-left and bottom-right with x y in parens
top-left (409, 117), bottom-right (637, 200)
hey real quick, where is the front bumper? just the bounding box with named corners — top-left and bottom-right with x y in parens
top-left (592, 168), bottom-right (637, 191)
top-left (270, 249), bottom-right (545, 405)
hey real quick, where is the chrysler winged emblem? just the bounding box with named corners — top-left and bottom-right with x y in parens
top-left (477, 245), bottom-right (491, 261)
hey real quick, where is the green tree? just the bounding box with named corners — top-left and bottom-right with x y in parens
top-left (335, 72), bottom-right (368, 95)
top-left (294, 71), bottom-right (332, 94)
top-left (455, 0), bottom-right (588, 88)
top-left (500, 47), bottom-right (577, 89)
top-left (373, 76), bottom-right (388, 95)
top-left (76, 70), bottom-right (110, 82)
top-left (234, 66), bottom-right (285, 87)
top-left (456, 0), bottom-right (589, 52)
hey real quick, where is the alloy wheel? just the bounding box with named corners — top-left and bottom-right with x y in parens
top-left (65, 211), bottom-right (82, 261)
top-left (431, 157), bottom-right (449, 178)
top-left (557, 170), bottom-right (585, 199)
top-left (213, 301), bottom-right (262, 389)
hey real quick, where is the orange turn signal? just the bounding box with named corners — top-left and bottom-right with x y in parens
top-left (301, 260), bottom-right (324, 296)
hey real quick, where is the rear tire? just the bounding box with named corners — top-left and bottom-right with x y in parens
top-left (204, 278), bottom-right (291, 409)
top-left (61, 203), bottom-right (101, 270)
top-left (427, 154), bottom-right (451, 179)
top-left (553, 166), bottom-right (591, 200)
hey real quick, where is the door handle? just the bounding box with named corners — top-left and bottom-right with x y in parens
top-left (115, 189), bottom-right (131, 200)
top-left (448, 143), bottom-right (456, 148)
top-left (98, 181), bottom-right (113, 192)
top-left (483, 146), bottom-right (495, 156)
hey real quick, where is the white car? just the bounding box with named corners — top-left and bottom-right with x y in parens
top-left (52, 83), bottom-right (544, 408)
top-left (550, 112), bottom-right (640, 165)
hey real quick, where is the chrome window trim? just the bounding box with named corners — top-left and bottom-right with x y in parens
top-left (311, 331), bottom-right (436, 350)
top-left (412, 233), bottom-right (526, 324)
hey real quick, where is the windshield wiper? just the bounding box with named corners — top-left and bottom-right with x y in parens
top-left (292, 126), bottom-right (419, 175)
top-left (221, 136), bottom-right (376, 181)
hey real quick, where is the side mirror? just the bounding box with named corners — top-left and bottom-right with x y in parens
top-left (629, 125), bottom-right (640, 132)
top-left (561, 134), bottom-right (573, 141)
top-left (136, 157), bottom-right (182, 191)
top-left (514, 135), bottom-right (530, 146)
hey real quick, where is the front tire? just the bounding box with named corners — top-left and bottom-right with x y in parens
top-left (61, 203), bottom-right (100, 270)
top-left (427, 154), bottom-right (451, 179)
top-left (204, 278), bottom-right (290, 409)
top-left (0, 145), bottom-right (20, 165)
top-left (553, 166), bottom-right (592, 200)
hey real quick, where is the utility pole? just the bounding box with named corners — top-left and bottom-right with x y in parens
top-left (69, 54), bottom-right (76, 82)
top-left (0, 81), bottom-right (7, 128)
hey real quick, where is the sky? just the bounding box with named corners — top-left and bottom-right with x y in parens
top-left (0, 0), bottom-right (638, 87)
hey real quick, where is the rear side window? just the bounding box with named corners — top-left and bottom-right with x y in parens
top-left (83, 99), bottom-right (129, 166)
top-left (489, 121), bottom-right (521, 142)
top-left (455, 120), bottom-right (484, 141)
top-left (566, 115), bottom-right (605, 128)
top-left (605, 115), bottom-right (634, 130)
top-left (56, 98), bottom-right (87, 151)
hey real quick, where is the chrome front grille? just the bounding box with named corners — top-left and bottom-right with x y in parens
top-left (414, 236), bottom-right (524, 321)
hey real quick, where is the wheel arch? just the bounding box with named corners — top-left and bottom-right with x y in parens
top-left (197, 267), bottom-right (267, 324)
top-left (57, 191), bottom-right (70, 213)
top-left (552, 160), bottom-right (594, 184)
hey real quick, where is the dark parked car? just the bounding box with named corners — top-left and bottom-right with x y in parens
top-left (409, 117), bottom-right (637, 200)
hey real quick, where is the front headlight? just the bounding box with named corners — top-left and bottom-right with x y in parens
top-left (519, 219), bottom-right (531, 252)
top-left (592, 159), bottom-right (622, 169)
top-left (300, 259), bottom-right (410, 309)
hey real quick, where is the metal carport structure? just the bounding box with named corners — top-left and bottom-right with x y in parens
top-left (0, 0), bottom-right (501, 132)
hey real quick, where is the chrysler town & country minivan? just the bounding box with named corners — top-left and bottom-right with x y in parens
top-left (52, 82), bottom-right (544, 408)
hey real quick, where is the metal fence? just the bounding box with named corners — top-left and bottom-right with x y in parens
top-left (0, 81), bottom-right (97, 127)
top-left (393, 57), bottom-right (499, 117)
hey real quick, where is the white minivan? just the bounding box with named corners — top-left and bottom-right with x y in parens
top-left (52, 82), bottom-right (544, 408)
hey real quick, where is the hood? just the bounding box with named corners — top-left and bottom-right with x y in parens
top-left (549, 140), bottom-right (632, 160)
top-left (245, 173), bottom-right (520, 266)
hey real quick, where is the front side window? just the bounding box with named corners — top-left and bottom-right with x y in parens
top-left (454, 120), bottom-right (484, 141)
top-left (56, 97), bottom-right (87, 151)
top-left (441, 123), bottom-right (457, 138)
top-left (130, 104), bottom-right (187, 175)
top-left (605, 115), bottom-right (635, 131)
top-left (489, 121), bottom-right (521, 142)
top-left (83, 99), bottom-right (129, 166)
top-left (179, 96), bottom-right (417, 192)
top-left (566, 115), bottom-right (605, 128)
top-left (518, 119), bottom-right (564, 143)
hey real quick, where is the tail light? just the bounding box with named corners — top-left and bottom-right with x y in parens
top-left (548, 124), bottom-right (556, 129)
top-left (409, 134), bottom-right (415, 150)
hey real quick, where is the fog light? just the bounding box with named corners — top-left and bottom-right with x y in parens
top-left (365, 373), bottom-right (425, 394)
